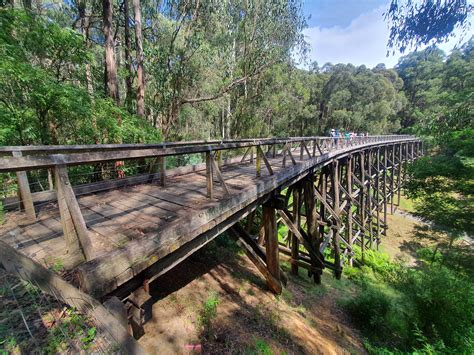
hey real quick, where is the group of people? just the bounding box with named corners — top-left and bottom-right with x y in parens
top-left (329, 128), bottom-right (368, 141)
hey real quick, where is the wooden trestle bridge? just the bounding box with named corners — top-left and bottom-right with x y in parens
top-left (0, 135), bottom-right (422, 346)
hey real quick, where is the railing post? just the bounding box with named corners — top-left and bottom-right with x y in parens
top-left (216, 150), bottom-right (223, 169)
top-left (158, 156), bottom-right (166, 187)
top-left (256, 145), bottom-right (261, 177)
top-left (206, 151), bottom-right (213, 198)
top-left (12, 151), bottom-right (36, 222)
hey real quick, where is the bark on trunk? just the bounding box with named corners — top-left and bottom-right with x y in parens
top-left (103, 0), bottom-right (119, 102)
top-left (133, 0), bottom-right (145, 117)
top-left (123, 0), bottom-right (134, 110)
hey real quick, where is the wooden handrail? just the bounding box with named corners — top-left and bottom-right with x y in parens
top-left (0, 135), bottom-right (413, 155)
top-left (0, 135), bottom-right (417, 172)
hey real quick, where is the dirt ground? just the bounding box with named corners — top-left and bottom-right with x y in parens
top-left (137, 197), bottom-right (457, 354)
top-left (382, 209), bottom-right (454, 265)
top-left (139, 243), bottom-right (366, 355)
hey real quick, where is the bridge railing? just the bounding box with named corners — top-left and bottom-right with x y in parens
top-left (0, 135), bottom-right (414, 169)
top-left (0, 135), bottom-right (417, 219)
top-left (0, 134), bottom-right (421, 267)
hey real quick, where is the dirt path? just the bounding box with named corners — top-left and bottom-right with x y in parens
top-left (139, 244), bottom-right (366, 354)
top-left (382, 209), bottom-right (455, 264)
top-left (138, 200), bottom-right (438, 354)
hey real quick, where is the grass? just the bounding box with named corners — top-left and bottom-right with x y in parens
top-left (252, 337), bottom-right (273, 354)
top-left (397, 195), bottom-right (415, 212)
top-left (0, 274), bottom-right (99, 353)
top-left (198, 291), bottom-right (220, 338)
top-left (0, 201), bottom-right (4, 225)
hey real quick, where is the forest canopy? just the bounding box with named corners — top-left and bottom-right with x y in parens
top-left (0, 0), bottom-right (472, 146)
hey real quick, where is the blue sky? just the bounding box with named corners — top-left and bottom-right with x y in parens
top-left (301, 0), bottom-right (473, 68)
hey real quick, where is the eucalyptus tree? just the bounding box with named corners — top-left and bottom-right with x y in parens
top-left (141, 0), bottom-right (306, 139)
top-left (319, 64), bottom-right (405, 134)
top-left (103, 0), bottom-right (119, 102)
top-left (385, 0), bottom-right (473, 53)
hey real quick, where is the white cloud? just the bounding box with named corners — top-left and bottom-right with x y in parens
top-left (302, 5), bottom-right (472, 69)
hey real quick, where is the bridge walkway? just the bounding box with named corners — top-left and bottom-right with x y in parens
top-left (0, 135), bottom-right (421, 300)
top-left (0, 152), bottom-right (288, 270)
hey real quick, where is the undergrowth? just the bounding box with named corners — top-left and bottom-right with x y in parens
top-left (344, 247), bottom-right (474, 353)
top-left (198, 291), bottom-right (220, 339)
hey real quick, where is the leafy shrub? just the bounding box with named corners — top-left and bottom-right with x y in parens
top-left (347, 248), bottom-right (474, 353)
top-left (403, 266), bottom-right (474, 353)
top-left (345, 279), bottom-right (416, 349)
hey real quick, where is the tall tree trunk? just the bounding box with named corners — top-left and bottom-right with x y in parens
top-left (78, 0), bottom-right (94, 98)
top-left (123, 0), bottom-right (133, 111)
top-left (133, 0), bottom-right (145, 117)
top-left (22, 0), bottom-right (31, 10)
top-left (103, 0), bottom-right (119, 102)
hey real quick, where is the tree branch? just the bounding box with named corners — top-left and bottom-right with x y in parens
top-left (181, 61), bottom-right (275, 104)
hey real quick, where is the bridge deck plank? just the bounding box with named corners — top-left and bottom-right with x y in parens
top-left (0, 157), bottom-right (266, 268)
top-left (0, 138), bottom-right (418, 298)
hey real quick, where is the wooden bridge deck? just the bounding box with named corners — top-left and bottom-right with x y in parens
top-left (0, 136), bottom-right (421, 300)
top-left (0, 152), bottom-right (292, 279)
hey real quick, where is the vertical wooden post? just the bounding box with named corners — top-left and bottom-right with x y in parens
top-left (359, 152), bottom-right (366, 262)
top-left (367, 150), bottom-right (373, 249)
top-left (382, 147), bottom-right (388, 243)
top-left (305, 174), bottom-right (323, 284)
top-left (55, 168), bottom-right (82, 258)
top-left (347, 156), bottom-right (353, 267)
top-left (375, 148), bottom-right (381, 249)
top-left (250, 147), bottom-right (254, 164)
top-left (216, 150), bottom-right (223, 169)
top-left (206, 152), bottom-right (213, 198)
top-left (300, 141), bottom-right (304, 160)
top-left (263, 202), bottom-right (282, 294)
top-left (397, 143), bottom-right (402, 208)
top-left (318, 170), bottom-right (326, 256)
top-left (47, 169), bottom-right (54, 191)
top-left (290, 185), bottom-right (301, 275)
top-left (390, 144), bottom-right (395, 214)
top-left (12, 151), bottom-right (36, 221)
top-left (256, 146), bottom-right (261, 177)
top-left (331, 161), bottom-right (342, 279)
top-left (158, 156), bottom-right (166, 187)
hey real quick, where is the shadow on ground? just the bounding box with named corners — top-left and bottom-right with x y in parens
top-left (139, 236), bottom-right (365, 354)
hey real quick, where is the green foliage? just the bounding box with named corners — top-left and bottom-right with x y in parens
top-left (385, 0), bottom-right (473, 53)
top-left (251, 337), bottom-right (273, 355)
top-left (0, 8), bottom-right (160, 146)
top-left (404, 266), bottom-right (474, 352)
top-left (346, 247), bottom-right (474, 353)
top-left (346, 280), bottom-right (415, 348)
top-left (198, 291), bottom-right (220, 338)
top-left (406, 130), bottom-right (474, 235)
top-left (45, 308), bottom-right (97, 352)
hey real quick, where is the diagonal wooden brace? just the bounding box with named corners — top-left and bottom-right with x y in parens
top-left (55, 165), bottom-right (94, 260)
